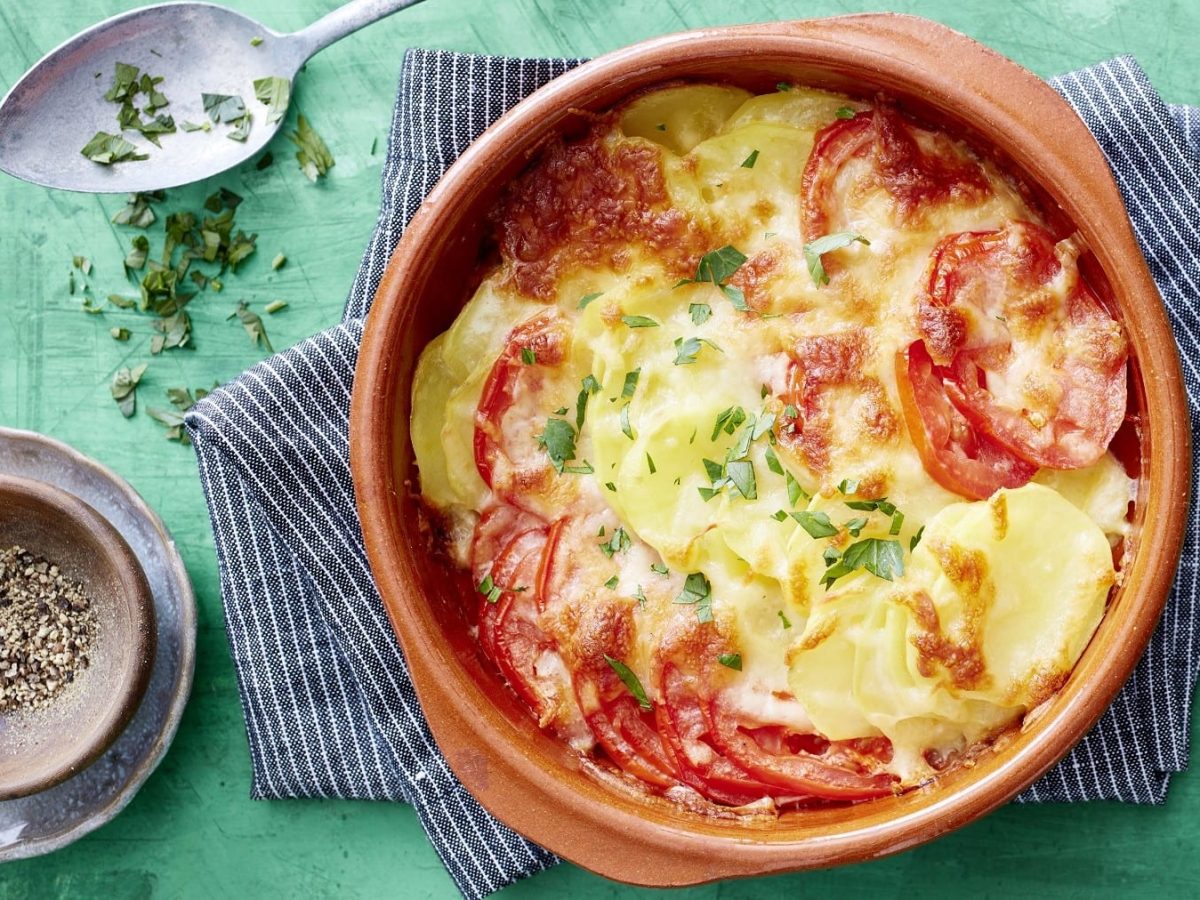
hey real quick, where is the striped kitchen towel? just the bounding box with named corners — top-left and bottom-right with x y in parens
top-left (186, 49), bottom-right (1200, 898)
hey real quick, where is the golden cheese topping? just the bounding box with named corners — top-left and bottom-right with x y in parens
top-left (410, 83), bottom-right (1131, 807)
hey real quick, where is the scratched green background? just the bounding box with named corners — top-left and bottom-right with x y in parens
top-left (0, 0), bottom-right (1197, 897)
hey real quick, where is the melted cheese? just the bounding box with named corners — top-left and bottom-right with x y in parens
top-left (410, 84), bottom-right (1131, 790)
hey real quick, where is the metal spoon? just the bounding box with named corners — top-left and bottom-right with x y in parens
top-left (0, 0), bottom-right (424, 193)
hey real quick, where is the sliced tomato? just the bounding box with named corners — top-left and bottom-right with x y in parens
top-left (574, 672), bottom-right (678, 789)
top-left (656, 663), bottom-right (789, 805)
top-left (897, 341), bottom-right (1036, 500)
top-left (477, 527), bottom-right (546, 661)
top-left (473, 310), bottom-right (570, 506)
top-left (917, 223), bottom-right (1128, 469)
top-left (706, 693), bottom-right (898, 802)
top-left (471, 504), bottom-right (545, 582)
top-left (801, 107), bottom-right (990, 240)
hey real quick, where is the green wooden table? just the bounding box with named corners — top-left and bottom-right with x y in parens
top-left (1, 1), bottom-right (1196, 896)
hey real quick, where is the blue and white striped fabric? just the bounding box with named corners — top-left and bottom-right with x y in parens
top-left (185, 50), bottom-right (1200, 898)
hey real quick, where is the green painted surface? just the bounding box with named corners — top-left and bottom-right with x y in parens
top-left (0, 1), bottom-right (1196, 896)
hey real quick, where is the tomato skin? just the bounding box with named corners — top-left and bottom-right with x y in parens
top-left (916, 223), bottom-right (1128, 470)
top-left (801, 107), bottom-right (990, 241)
top-left (574, 672), bottom-right (679, 789)
top-left (473, 311), bottom-right (568, 503)
top-left (897, 341), bottom-right (1037, 500)
top-left (705, 694), bottom-right (898, 801)
top-left (477, 527), bottom-right (547, 661)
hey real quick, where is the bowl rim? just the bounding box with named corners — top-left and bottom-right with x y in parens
top-left (350, 13), bottom-right (1192, 886)
top-left (0, 473), bottom-right (157, 800)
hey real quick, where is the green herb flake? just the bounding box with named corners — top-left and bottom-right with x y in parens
top-left (520, 347), bottom-right (536, 365)
top-left (252, 75), bottom-right (291, 125)
top-left (111, 363), bottom-right (148, 418)
top-left (265, 300), bottom-right (288, 314)
top-left (576, 374), bottom-right (601, 430)
top-left (778, 610), bottom-right (792, 629)
top-left (110, 327), bottom-right (130, 341)
top-left (835, 106), bottom-right (856, 119)
top-left (822, 538), bottom-right (906, 589)
top-left (620, 404), bottom-right (635, 441)
top-left (889, 510), bottom-right (905, 536)
top-left (124, 235), bottom-right (149, 272)
top-left (783, 403), bottom-right (799, 420)
top-left (271, 253), bottom-right (287, 270)
top-left (477, 574), bottom-right (502, 604)
top-left (633, 586), bottom-right (648, 608)
top-left (621, 368), bottom-right (641, 399)
top-left (81, 131), bottom-right (148, 165)
top-left (655, 123), bottom-right (667, 132)
top-left (651, 562), bottom-right (669, 576)
top-left (740, 149), bottom-right (760, 169)
top-left (604, 655), bottom-right (651, 710)
top-left (646, 453), bottom-right (657, 475)
top-left (537, 417), bottom-right (578, 473)
top-left (725, 459), bottom-right (756, 499)
top-left (604, 575), bottom-right (620, 590)
top-left (599, 527), bottom-right (632, 559)
top-left (620, 315), bottom-right (658, 328)
top-left (202, 93), bottom-right (247, 124)
top-left (223, 301), bottom-right (269, 351)
top-left (910, 525), bottom-right (925, 552)
top-left (844, 516), bottom-right (869, 538)
top-left (776, 81), bottom-right (793, 92)
top-left (718, 652), bottom-right (743, 671)
top-left (578, 291), bottom-right (603, 309)
top-left (250, 36), bottom-right (264, 46)
top-left (674, 572), bottom-right (713, 623)
top-left (289, 114), bottom-right (335, 181)
top-left (792, 510), bottom-right (838, 539)
top-left (804, 232), bottom-right (870, 286)
top-left (764, 444), bottom-right (784, 476)
top-left (689, 302), bottom-right (712, 325)
top-left (605, 481), bottom-right (617, 492)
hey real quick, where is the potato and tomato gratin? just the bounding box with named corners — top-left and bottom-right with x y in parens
top-left (410, 83), bottom-right (1132, 809)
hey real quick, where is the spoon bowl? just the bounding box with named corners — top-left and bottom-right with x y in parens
top-left (0, 0), bottom-right (418, 193)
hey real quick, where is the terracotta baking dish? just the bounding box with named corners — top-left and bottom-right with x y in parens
top-left (351, 13), bottom-right (1191, 885)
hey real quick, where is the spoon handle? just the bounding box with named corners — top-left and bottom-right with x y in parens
top-left (289, 0), bottom-right (427, 62)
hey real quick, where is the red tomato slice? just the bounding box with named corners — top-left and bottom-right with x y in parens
top-left (471, 504), bottom-right (545, 582)
top-left (656, 663), bottom-right (790, 806)
top-left (473, 310), bottom-right (570, 506)
top-left (917, 223), bottom-right (1128, 469)
top-left (705, 693), bottom-right (898, 801)
top-left (801, 107), bottom-right (990, 240)
top-left (897, 341), bottom-right (1036, 500)
top-left (574, 672), bottom-right (678, 789)
top-left (477, 527), bottom-right (546, 661)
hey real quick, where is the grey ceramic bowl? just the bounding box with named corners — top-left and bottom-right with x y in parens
top-left (0, 474), bottom-right (157, 800)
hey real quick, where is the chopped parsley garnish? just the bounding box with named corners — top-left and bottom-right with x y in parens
top-left (605, 481), bottom-right (617, 492)
top-left (835, 106), bottom-right (856, 119)
top-left (604, 575), bottom-right (620, 590)
top-left (764, 444), bottom-right (784, 475)
top-left (718, 652), bottom-right (743, 671)
top-left (272, 253), bottom-right (287, 270)
top-left (837, 478), bottom-right (859, 495)
top-left (778, 610), bottom-right (792, 629)
top-left (725, 459), bottom-right (756, 499)
top-left (252, 76), bottom-right (291, 125)
top-left (265, 300), bottom-right (287, 314)
top-left (579, 291), bottom-right (603, 309)
top-left (804, 232), bottom-right (870, 286)
top-left (889, 510), bottom-right (905, 535)
top-left (677, 245), bottom-right (749, 310)
top-left (290, 114), bottom-right (335, 181)
top-left (655, 123), bottom-right (667, 132)
top-left (599, 527), bottom-right (632, 559)
top-left (711, 406), bottom-right (746, 441)
top-left (673, 336), bottom-right (723, 366)
top-left (250, 35), bottom-right (264, 47)
top-left (620, 404), bottom-right (635, 441)
top-left (621, 315), bottom-right (659, 328)
top-left (821, 538), bottom-right (905, 589)
top-left (845, 516), bottom-right (869, 537)
top-left (651, 563), bottom-right (669, 576)
top-left (537, 417), bottom-right (579, 473)
top-left (646, 453), bottom-right (657, 474)
top-left (740, 149), bottom-right (759, 169)
top-left (111, 191), bottom-right (164, 227)
top-left (786, 471), bottom-right (807, 507)
top-left (674, 572), bottom-right (713, 623)
top-left (689, 302), bottom-right (712, 325)
top-left (791, 510), bottom-right (838, 538)
top-left (520, 347), bottom-right (536, 364)
top-left (776, 82), bottom-right (793, 92)
top-left (477, 575), bottom-right (503, 604)
top-left (621, 368), bottom-right (641, 399)
top-left (203, 92), bottom-right (247, 124)
top-left (633, 586), bottom-right (648, 608)
top-left (604, 655), bottom-right (651, 710)
top-left (783, 403), bottom-right (799, 419)
top-left (577, 374), bottom-right (600, 429)
top-left (910, 525), bottom-right (925, 551)
top-left (111, 327), bottom-right (130, 341)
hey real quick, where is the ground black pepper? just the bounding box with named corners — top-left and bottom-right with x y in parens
top-left (0, 545), bottom-right (98, 713)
